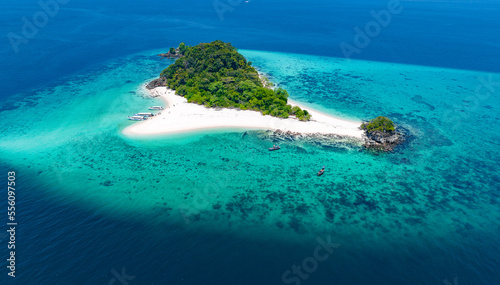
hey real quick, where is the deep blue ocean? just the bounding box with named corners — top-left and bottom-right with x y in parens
top-left (1, 0), bottom-right (500, 284)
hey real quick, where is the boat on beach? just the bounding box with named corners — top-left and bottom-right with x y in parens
top-left (149, 106), bottom-right (164, 110)
top-left (317, 166), bottom-right (325, 176)
top-left (128, 115), bottom-right (148, 121)
top-left (136, 112), bottom-right (154, 117)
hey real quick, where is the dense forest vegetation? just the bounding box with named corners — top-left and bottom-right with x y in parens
top-left (160, 40), bottom-right (311, 120)
top-left (361, 116), bottom-right (395, 133)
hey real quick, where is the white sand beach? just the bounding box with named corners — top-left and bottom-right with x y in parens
top-left (122, 87), bottom-right (364, 139)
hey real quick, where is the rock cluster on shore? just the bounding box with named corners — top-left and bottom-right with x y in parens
top-left (158, 51), bottom-right (182, 59)
top-left (359, 116), bottom-right (404, 152)
top-left (258, 128), bottom-right (405, 152)
top-left (362, 129), bottom-right (404, 152)
top-left (255, 129), bottom-right (362, 150)
top-left (146, 77), bottom-right (167, 90)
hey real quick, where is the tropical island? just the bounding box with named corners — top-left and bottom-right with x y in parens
top-left (159, 40), bottom-right (311, 121)
top-left (125, 40), bottom-right (404, 151)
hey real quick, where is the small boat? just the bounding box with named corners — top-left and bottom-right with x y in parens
top-left (317, 166), bottom-right (325, 176)
top-left (269, 145), bottom-right (281, 151)
top-left (149, 106), bottom-right (164, 110)
top-left (128, 115), bottom-right (147, 121)
top-left (136, 112), bottom-right (154, 117)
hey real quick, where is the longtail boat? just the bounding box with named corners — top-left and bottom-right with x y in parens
top-left (268, 146), bottom-right (281, 151)
top-left (318, 166), bottom-right (325, 176)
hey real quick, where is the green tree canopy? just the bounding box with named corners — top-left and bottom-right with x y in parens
top-left (361, 116), bottom-right (395, 133)
top-left (178, 42), bottom-right (187, 54)
top-left (159, 40), bottom-right (310, 120)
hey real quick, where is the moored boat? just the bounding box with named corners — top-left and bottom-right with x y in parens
top-left (149, 106), bottom-right (164, 110)
top-left (128, 115), bottom-right (147, 121)
top-left (136, 112), bottom-right (154, 117)
top-left (269, 145), bottom-right (281, 151)
top-left (317, 166), bottom-right (325, 176)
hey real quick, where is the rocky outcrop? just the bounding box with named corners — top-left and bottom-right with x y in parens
top-left (158, 51), bottom-right (182, 59)
top-left (362, 129), bottom-right (404, 152)
top-left (254, 128), bottom-right (404, 152)
top-left (146, 77), bottom-right (167, 90)
top-left (255, 129), bottom-right (363, 150)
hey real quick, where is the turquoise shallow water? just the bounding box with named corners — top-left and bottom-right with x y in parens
top-left (1, 50), bottom-right (499, 283)
top-left (2, 0), bottom-right (500, 282)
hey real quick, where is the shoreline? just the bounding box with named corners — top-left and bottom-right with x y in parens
top-left (122, 86), bottom-right (364, 139)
